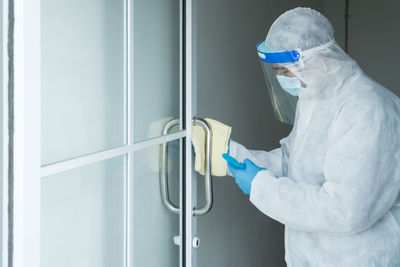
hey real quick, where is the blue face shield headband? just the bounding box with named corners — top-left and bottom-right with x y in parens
top-left (256, 40), bottom-right (301, 63)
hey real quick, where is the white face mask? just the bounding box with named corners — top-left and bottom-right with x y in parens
top-left (276, 75), bottom-right (305, 96)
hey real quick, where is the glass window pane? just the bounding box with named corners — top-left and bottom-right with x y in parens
top-left (132, 140), bottom-right (180, 266)
top-left (41, 157), bottom-right (124, 267)
top-left (133, 0), bottom-right (181, 142)
top-left (41, 0), bottom-right (125, 164)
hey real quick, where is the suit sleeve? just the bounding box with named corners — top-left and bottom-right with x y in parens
top-left (228, 139), bottom-right (287, 177)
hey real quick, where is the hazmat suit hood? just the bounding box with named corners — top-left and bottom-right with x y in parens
top-left (265, 7), bottom-right (363, 100)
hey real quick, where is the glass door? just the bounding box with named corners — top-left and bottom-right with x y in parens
top-left (11, 0), bottom-right (204, 266)
top-left (38, 0), bottom-right (186, 266)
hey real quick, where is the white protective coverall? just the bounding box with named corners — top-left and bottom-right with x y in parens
top-left (229, 7), bottom-right (400, 266)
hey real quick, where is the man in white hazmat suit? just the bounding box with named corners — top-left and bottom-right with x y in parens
top-left (191, 7), bottom-right (400, 266)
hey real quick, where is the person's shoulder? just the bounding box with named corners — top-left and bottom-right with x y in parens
top-left (331, 77), bottom-right (400, 130)
top-left (341, 74), bottom-right (400, 115)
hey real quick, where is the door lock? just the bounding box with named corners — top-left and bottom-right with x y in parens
top-left (192, 236), bottom-right (200, 248)
top-left (173, 235), bottom-right (182, 246)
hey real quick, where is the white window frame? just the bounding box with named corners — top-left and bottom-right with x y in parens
top-left (11, 0), bottom-right (197, 266)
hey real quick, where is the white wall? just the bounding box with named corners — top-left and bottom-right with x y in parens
top-left (195, 1), bottom-right (324, 266)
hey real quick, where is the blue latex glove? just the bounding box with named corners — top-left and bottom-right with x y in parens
top-left (222, 153), bottom-right (246, 169)
top-left (224, 155), bottom-right (264, 195)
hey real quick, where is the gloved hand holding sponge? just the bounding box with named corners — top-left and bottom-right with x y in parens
top-left (191, 118), bottom-right (263, 195)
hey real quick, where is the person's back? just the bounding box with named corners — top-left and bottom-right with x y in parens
top-left (280, 71), bottom-right (400, 266)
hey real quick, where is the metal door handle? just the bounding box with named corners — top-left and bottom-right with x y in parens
top-left (160, 117), bottom-right (214, 216)
top-left (160, 119), bottom-right (180, 214)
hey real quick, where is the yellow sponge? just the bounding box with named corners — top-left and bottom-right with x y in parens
top-left (191, 118), bottom-right (232, 176)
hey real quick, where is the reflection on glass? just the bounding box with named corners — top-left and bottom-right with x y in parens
top-left (41, 0), bottom-right (124, 164)
top-left (132, 140), bottom-right (180, 267)
top-left (133, 0), bottom-right (181, 142)
top-left (41, 157), bottom-right (124, 267)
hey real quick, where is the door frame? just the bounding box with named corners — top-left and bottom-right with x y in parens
top-left (184, 0), bottom-right (196, 265)
top-left (12, 0), bottom-right (42, 266)
top-left (1, 0), bottom-right (9, 265)
top-left (11, 0), bottom-right (199, 266)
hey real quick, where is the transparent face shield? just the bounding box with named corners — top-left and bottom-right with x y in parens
top-left (256, 40), bottom-right (302, 125)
